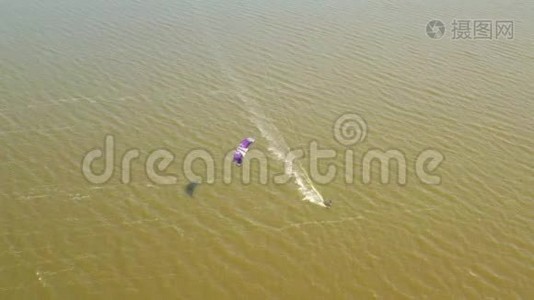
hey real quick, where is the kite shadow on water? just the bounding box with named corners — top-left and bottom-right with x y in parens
top-left (185, 182), bottom-right (199, 197)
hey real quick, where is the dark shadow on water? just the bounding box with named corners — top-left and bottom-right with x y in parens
top-left (185, 182), bottom-right (199, 197)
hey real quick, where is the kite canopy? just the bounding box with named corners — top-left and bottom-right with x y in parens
top-left (233, 137), bottom-right (255, 166)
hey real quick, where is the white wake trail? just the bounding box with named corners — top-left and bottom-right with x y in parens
top-left (235, 93), bottom-right (326, 207)
top-left (194, 5), bottom-right (326, 207)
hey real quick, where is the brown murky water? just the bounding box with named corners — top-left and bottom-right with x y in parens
top-left (1, 0), bottom-right (533, 298)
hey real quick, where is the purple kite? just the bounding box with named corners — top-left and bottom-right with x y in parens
top-left (233, 137), bottom-right (255, 166)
